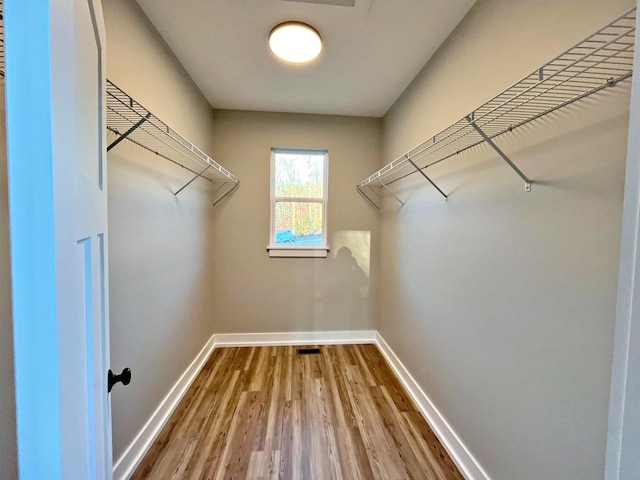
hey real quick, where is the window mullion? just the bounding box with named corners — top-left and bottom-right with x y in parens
top-left (274, 197), bottom-right (324, 203)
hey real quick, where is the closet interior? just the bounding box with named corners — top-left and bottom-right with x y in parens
top-left (1, 2), bottom-right (638, 480)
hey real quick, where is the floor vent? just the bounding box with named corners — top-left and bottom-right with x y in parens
top-left (297, 348), bottom-right (321, 355)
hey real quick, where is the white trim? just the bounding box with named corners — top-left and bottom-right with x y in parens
top-left (114, 330), bottom-right (490, 480)
top-left (112, 334), bottom-right (216, 480)
top-left (267, 246), bottom-right (329, 258)
top-left (375, 333), bottom-right (491, 480)
top-left (213, 330), bottom-right (376, 347)
top-left (112, 330), bottom-right (374, 479)
top-left (271, 197), bottom-right (324, 203)
top-left (267, 245), bottom-right (330, 250)
top-left (269, 148), bottom-right (329, 250)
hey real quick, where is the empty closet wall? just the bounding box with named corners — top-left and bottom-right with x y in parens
top-left (379, 1), bottom-right (633, 479)
top-left (209, 110), bottom-right (380, 334)
top-left (103, 0), bottom-right (218, 461)
top-left (0, 77), bottom-right (18, 480)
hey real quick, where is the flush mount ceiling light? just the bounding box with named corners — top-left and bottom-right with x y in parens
top-left (269, 22), bottom-right (323, 64)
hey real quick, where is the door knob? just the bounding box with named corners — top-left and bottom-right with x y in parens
top-left (108, 368), bottom-right (131, 393)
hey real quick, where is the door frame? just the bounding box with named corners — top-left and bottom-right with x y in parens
top-left (605, 1), bottom-right (640, 478)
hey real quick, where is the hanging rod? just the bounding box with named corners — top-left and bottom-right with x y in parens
top-left (106, 80), bottom-right (239, 204)
top-left (357, 7), bottom-right (636, 209)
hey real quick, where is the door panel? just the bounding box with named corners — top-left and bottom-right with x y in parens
top-left (5, 0), bottom-right (112, 478)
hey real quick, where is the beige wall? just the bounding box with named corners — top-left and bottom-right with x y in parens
top-left (103, 0), bottom-right (220, 460)
top-left (104, 0), bottom-right (633, 474)
top-left (0, 79), bottom-right (18, 480)
top-left (379, 1), bottom-right (633, 479)
top-left (209, 110), bottom-right (380, 333)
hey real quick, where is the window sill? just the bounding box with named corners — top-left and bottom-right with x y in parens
top-left (267, 245), bottom-right (330, 258)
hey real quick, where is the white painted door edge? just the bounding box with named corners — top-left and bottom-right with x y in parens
top-left (375, 333), bottom-right (491, 480)
top-left (605, 2), bottom-right (640, 478)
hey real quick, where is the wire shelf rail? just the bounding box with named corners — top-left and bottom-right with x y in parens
top-left (106, 80), bottom-right (239, 205)
top-left (357, 7), bottom-right (636, 210)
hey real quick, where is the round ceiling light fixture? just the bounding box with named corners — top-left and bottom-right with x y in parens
top-left (269, 21), bottom-right (323, 64)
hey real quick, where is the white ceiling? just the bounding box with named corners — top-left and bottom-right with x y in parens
top-left (136, 0), bottom-right (476, 117)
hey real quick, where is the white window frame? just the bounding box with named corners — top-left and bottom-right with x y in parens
top-left (268, 148), bottom-right (330, 258)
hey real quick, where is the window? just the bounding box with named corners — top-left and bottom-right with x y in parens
top-left (268, 148), bottom-right (329, 257)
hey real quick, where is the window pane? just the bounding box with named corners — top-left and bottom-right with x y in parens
top-left (275, 152), bottom-right (324, 198)
top-left (275, 202), bottom-right (323, 245)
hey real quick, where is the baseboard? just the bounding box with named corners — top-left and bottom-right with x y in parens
top-left (375, 333), bottom-right (491, 480)
top-left (112, 334), bottom-right (216, 480)
top-left (212, 330), bottom-right (377, 347)
top-left (113, 330), bottom-right (486, 480)
top-left (112, 330), bottom-right (373, 479)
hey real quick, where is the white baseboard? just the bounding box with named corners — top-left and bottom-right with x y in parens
top-left (375, 333), bottom-right (491, 480)
top-left (113, 330), bottom-right (487, 480)
top-left (112, 334), bottom-right (216, 480)
top-left (112, 330), bottom-right (374, 479)
top-left (213, 330), bottom-right (377, 347)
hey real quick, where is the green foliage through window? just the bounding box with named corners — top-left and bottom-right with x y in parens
top-left (272, 150), bottom-right (327, 245)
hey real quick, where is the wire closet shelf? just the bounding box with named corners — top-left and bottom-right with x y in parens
top-left (106, 80), bottom-right (239, 205)
top-left (357, 7), bottom-right (637, 209)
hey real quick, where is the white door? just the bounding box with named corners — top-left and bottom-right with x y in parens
top-left (5, 1), bottom-right (112, 478)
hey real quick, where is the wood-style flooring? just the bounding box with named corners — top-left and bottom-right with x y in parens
top-left (132, 344), bottom-right (464, 480)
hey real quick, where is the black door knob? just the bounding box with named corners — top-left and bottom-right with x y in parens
top-left (108, 368), bottom-right (131, 393)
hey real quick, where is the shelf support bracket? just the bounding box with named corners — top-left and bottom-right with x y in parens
top-left (467, 114), bottom-right (532, 192)
top-left (174, 165), bottom-right (211, 196)
top-left (357, 185), bottom-right (381, 210)
top-left (212, 181), bottom-right (240, 207)
top-left (405, 156), bottom-right (448, 202)
top-left (107, 113), bottom-right (151, 152)
top-left (377, 178), bottom-right (405, 206)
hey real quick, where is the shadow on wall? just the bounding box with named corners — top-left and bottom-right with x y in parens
top-left (315, 231), bottom-right (371, 328)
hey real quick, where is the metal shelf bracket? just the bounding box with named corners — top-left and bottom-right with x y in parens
top-left (378, 178), bottom-right (405, 206)
top-left (107, 113), bottom-right (151, 152)
top-left (357, 185), bottom-right (381, 210)
top-left (106, 80), bottom-right (239, 205)
top-left (466, 113), bottom-right (532, 192)
top-left (405, 156), bottom-right (448, 202)
top-left (174, 165), bottom-right (211, 196)
top-left (212, 181), bottom-right (240, 207)
top-left (356, 8), bottom-right (635, 204)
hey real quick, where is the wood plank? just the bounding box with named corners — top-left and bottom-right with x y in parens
top-left (132, 344), bottom-right (464, 479)
top-left (321, 347), bottom-right (370, 480)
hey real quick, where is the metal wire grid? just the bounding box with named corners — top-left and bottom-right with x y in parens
top-left (106, 80), bottom-right (238, 186)
top-left (359, 7), bottom-right (637, 190)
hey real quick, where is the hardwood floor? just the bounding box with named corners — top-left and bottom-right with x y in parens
top-left (132, 344), bottom-right (464, 480)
